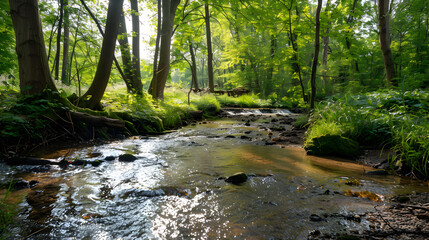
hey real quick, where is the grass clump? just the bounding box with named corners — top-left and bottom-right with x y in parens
top-left (216, 94), bottom-right (271, 108)
top-left (192, 94), bottom-right (221, 116)
top-left (305, 89), bottom-right (429, 179)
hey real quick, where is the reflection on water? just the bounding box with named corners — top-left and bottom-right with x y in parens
top-left (1, 118), bottom-right (428, 239)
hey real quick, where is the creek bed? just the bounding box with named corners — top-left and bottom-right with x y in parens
top-left (1, 110), bottom-right (428, 239)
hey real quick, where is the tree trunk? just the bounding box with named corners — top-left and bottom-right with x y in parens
top-left (267, 34), bottom-right (277, 97)
top-left (310, 0), bottom-right (322, 108)
top-left (79, 0), bottom-right (124, 109)
top-left (130, 0), bottom-right (142, 93)
top-left (378, 0), bottom-right (396, 86)
top-left (118, 9), bottom-right (134, 92)
top-left (204, 3), bottom-right (215, 93)
top-left (189, 42), bottom-right (199, 90)
top-left (149, 0), bottom-right (161, 95)
top-left (9, 0), bottom-right (58, 95)
top-left (80, 0), bottom-right (127, 88)
top-left (61, 0), bottom-right (70, 85)
top-left (322, 0), bottom-right (332, 93)
top-left (150, 0), bottom-right (180, 100)
top-left (287, 6), bottom-right (306, 102)
top-left (54, 0), bottom-right (64, 81)
top-left (345, 0), bottom-right (360, 74)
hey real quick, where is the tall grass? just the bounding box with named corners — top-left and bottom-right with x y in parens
top-left (306, 89), bottom-right (429, 179)
top-left (1, 182), bottom-right (16, 239)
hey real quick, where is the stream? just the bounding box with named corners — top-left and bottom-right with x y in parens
top-left (1, 109), bottom-right (428, 239)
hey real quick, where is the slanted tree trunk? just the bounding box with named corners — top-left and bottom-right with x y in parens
top-left (378, 0), bottom-right (396, 86)
top-left (204, 3), bottom-right (215, 93)
top-left (80, 0), bottom-right (127, 88)
top-left (118, 9), bottom-right (134, 91)
top-left (61, 0), bottom-right (70, 85)
top-left (310, 0), bottom-right (322, 109)
top-left (54, 0), bottom-right (64, 81)
top-left (79, 0), bottom-right (124, 110)
top-left (9, 0), bottom-right (58, 95)
top-left (130, 0), bottom-right (142, 93)
top-left (150, 0), bottom-right (180, 100)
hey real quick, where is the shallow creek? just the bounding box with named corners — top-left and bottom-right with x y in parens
top-left (1, 110), bottom-right (428, 239)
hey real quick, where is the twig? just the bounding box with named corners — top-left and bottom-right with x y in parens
top-left (374, 205), bottom-right (398, 233)
top-left (398, 204), bottom-right (429, 211)
top-left (21, 226), bottom-right (48, 240)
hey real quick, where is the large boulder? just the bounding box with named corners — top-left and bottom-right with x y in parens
top-left (304, 134), bottom-right (362, 158)
top-left (225, 172), bottom-right (248, 185)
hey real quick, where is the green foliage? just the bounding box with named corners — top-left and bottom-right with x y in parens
top-left (306, 89), bottom-right (429, 178)
top-left (294, 114), bottom-right (309, 128)
top-left (0, 0), bottom-right (17, 75)
top-left (0, 91), bottom-right (65, 141)
top-left (192, 94), bottom-right (221, 116)
top-left (0, 182), bottom-right (16, 238)
top-left (305, 134), bottom-right (362, 158)
top-left (216, 94), bottom-right (271, 108)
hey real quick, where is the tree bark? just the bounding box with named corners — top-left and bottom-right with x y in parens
top-left (61, 0), bottom-right (70, 85)
top-left (150, 0), bottom-right (180, 99)
top-left (149, 0), bottom-right (162, 95)
top-left (79, 0), bottom-right (124, 109)
top-left (322, 0), bottom-right (332, 93)
top-left (118, 9), bottom-right (134, 91)
top-left (80, 0), bottom-right (127, 87)
top-left (9, 0), bottom-right (58, 95)
top-left (378, 0), bottom-right (396, 86)
top-left (310, 0), bottom-right (322, 108)
top-left (287, 5), bottom-right (306, 102)
top-left (130, 0), bottom-right (143, 93)
top-left (54, 0), bottom-right (64, 81)
top-left (189, 42), bottom-right (199, 90)
top-left (204, 3), bottom-right (215, 93)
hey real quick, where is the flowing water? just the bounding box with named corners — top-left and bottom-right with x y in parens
top-left (1, 110), bottom-right (428, 239)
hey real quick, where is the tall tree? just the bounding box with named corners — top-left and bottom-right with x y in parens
top-left (54, 0), bottom-right (64, 81)
top-left (310, 0), bottom-right (322, 108)
top-left (204, 2), bottom-right (215, 92)
top-left (61, 0), bottom-right (70, 85)
top-left (79, 0), bottom-right (124, 109)
top-left (150, 0), bottom-right (181, 100)
top-left (130, 0), bottom-right (143, 93)
top-left (118, 9), bottom-right (134, 91)
top-left (378, 0), bottom-right (396, 85)
top-left (9, 0), bottom-right (58, 95)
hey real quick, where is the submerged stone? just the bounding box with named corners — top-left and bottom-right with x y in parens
top-left (304, 134), bottom-right (361, 158)
top-left (104, 156), bottom-right (115, 161)
top-left (118, 154), bottom-right (137, 162)
top-left (225, 172), bottom-right (248, 185)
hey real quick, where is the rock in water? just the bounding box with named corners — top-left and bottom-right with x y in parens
top-left (118, 154), bottom-right (137, 162)
top-left (225, 172), bottom-right (248, 185)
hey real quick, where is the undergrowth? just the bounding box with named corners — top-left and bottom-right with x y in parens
top-left (306, 89), bottom-right (429, 179)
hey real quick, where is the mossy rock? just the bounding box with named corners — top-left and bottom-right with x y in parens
top-left (304, 134), bottom-right (362, 158)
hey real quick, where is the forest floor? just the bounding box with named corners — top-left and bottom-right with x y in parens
top-left (220, 108), bottom-right (429, 240)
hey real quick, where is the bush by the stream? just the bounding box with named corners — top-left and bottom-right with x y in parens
top-left (305, 89), bottom-right (429, 179)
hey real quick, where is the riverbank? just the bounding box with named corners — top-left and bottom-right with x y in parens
top-left (1, 106), bottom-right (428, 239)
